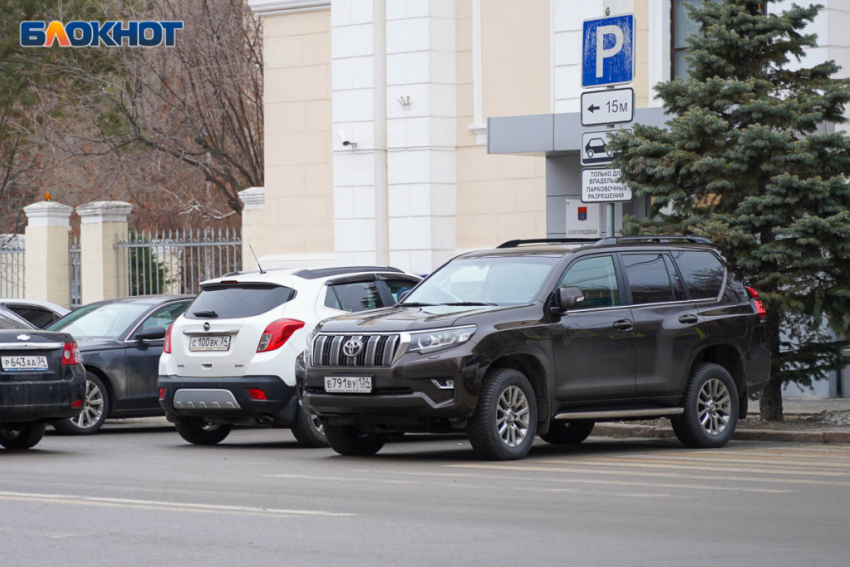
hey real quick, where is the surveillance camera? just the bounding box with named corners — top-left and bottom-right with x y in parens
top-left (337, 129), bottom-right (355, 148)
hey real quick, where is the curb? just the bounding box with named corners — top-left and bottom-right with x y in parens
top-left (591, 423), bottom-right (850, 444)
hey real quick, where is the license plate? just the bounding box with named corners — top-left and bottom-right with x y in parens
top-left (324, 376), bottom-right (373, 394)
top-left (189, 335), bottom-right (231, 352)
top-left (2, 355), bottom-right (49, 372)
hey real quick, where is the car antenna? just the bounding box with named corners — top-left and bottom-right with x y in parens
top-left (249, 245), bottom-right (266, 274)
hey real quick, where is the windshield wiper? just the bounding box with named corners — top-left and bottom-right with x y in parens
top-left (399, 302), bottom-right (435, 307)
top-left (192, 310), bottom-right (219, 318)
top-left (441, 302), bottom-right (498, 307)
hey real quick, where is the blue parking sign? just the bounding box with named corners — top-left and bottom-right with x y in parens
top-left (582, 15), bottom-right (635, 88)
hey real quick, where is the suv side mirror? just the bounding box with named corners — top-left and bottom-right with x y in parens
top-left (135, 326), bottom-right (167, 341)
top-left (551, 286), bottom-right (585, 314)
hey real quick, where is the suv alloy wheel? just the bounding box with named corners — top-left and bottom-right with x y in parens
top-left (52, 373), bottom-right (109, 435)
top-left (290, 405), bottom-right (329, 448)
top-left (467, 368), bottom-right (538, 460)
top-left (671, 363), bottom-right (739, 449)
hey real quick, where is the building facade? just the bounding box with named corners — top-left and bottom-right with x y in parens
top-left (245, 0), bottom-right (850, 276)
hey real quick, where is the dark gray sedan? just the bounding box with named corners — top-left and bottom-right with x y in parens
top-left (46, 295), bottom-right (192, 434)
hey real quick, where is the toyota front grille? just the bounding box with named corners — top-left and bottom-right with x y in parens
top-left (311, 334), bottom-right (402, 367)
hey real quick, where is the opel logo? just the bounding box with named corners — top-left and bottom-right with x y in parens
top-left (203, 322), bottom-right (211, 332)
top-left (342, 338), bottom-right (363, 358)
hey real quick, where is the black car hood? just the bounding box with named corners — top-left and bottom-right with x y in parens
top-left (318, 304), bottom-right (510, 333)
top-left (77, 337), bottom-right (123, 352)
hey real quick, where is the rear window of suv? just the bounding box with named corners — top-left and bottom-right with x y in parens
top-left (186, 284), bottom-right (295, 319)
top-left (671, 251), bottom-right (725, 300)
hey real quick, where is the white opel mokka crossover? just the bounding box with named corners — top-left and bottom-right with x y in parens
top-left (157, 266), bottom-right (421, 447)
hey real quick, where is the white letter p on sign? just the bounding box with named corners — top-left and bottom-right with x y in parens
top-left (596, 25), bottom-right (623, 78)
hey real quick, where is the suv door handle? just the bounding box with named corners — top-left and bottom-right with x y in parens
top-left (612, 319), bottom-right (634, 332)
top-left (678, 314), bottom-right (699, 324)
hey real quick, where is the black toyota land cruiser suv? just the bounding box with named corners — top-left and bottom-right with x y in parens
top-left (298, 236), bottom-right (770, 460)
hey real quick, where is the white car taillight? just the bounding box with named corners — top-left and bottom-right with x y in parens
top-left (257, 319), bottom-right (305, 353)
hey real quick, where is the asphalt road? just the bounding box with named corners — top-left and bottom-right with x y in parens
top-left (2, 418), bottom-right (849, 567)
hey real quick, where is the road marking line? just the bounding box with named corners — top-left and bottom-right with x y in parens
top-left (446, 465), bottom-right (793, 493)
top-left (623, 454), bottom-right (850, 468)
top-left (264, 474), bottom-right (417, 484)
top-left (0, 491), bottom-right (354, 518)
top-left (548, 456), bottom-right (850, 472)
top-left (526, 459), bottom-right (849, 477)
top-left (375, 466), bottom-right (850, 488)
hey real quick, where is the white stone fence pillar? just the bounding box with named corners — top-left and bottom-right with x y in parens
top-left (239, 187), bottom-right (265, 270)
top-left (76, 201), bottom-right (133, 304)
top-left (23, 200), bottom-right (73, 308)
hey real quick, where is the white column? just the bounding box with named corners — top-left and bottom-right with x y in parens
top-left (77, 201), bottom-right (133, 304)
top-left (331, 0), bottom-right (388, 266)
top-left (552, 0), bottom-right (605, 113)
top-left (648, 0), bottom-right (671, 107)
top-left (386, 0), bottom-right (457, 274)
top-left (239, 187), bottom-right (266, 269)
top-left (23, 201), bottom-right (73, 308)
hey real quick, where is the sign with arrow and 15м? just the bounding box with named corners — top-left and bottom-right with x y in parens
top-left (581, 87), bottom-right (634, 127)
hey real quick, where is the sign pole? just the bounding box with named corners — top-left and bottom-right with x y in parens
top-left (606, 203), bottom-right (614, 237)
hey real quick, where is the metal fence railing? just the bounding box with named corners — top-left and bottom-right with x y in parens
top-left (115, 228), bottom-right (242, 297)
top-left (69, 234), bottom-right (82, 308)
top-left (0, 235), bottom-right (25, 299)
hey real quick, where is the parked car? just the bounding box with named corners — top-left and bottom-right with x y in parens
top-left (0, 299), bottom-right (70, 329)
top-left (299, 236), bottom-right (771, 460)
top-left (45, 295), bottom-right (192, 434)
top-left (158, 266), bottom-right (422, 447)
top-left (584, 137), bottom-right (613, 159)
top-left (0, 305), bottom-right (85, 450)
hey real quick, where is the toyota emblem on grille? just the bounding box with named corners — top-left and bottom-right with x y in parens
top-left (203, 322), bottom-right (211, 332)
top-left (342, 338), bottom-right (363, 358)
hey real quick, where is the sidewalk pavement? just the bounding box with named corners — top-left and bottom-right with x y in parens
top-left (591, 397), bottom-right (850, 445)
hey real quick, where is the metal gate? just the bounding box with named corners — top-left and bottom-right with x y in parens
top-left (69, 234), bottom-right (82, 308)
top-left (114, 229), bottom-right (242, 297)
top-left (0, 235), bottom-right (25, 299)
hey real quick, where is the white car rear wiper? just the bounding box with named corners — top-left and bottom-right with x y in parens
top-left (192, 310), bottom-right (219, 318)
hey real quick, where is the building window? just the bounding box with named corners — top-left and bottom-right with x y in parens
top-left (671, 0), bottom-right (705, 79)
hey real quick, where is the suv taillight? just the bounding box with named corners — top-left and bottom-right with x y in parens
top-left (163, 323), bottom-right (174, 354)
top-left (746, 286), bottom-right (766, 319)
top-left (61, 342), bottom-right (82, 365)
top-left (257, 319), bottom-right (305, 353)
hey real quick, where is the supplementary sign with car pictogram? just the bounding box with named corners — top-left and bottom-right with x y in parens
top-left (580, 129), bottom-right (631, 166)
top-left (581, 168), bottom-right (632, 203)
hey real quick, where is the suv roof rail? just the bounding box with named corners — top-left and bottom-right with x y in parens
top-left (596, 235), bottom-right (713, 246)
top-left (497, 238), bottom-right (600, 248)
top-left (292, 266), bottom-right (404, 280)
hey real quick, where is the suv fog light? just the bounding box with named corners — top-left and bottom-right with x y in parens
top-left (431, 379), bottom-right (455, 390)
top-left (248, 388), bottom-right (268, 400)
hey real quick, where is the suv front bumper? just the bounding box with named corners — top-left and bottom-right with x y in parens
top-left (299, 347), bottom-right (485, 431)
top-left (158, 375), bottom-right (298, 427)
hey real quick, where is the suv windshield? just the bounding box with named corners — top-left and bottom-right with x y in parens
top-left (186, 283), bottom-right (295, 319)
top-left (48, 302), bottom-right (150, 339)
top-left (402, 255), bottom-right (559, 307)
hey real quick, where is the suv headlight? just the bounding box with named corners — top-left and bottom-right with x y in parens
top-left (407, 325), bottom-right (477, 355)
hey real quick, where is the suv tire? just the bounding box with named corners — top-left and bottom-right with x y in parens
top-left (467, 368), bottom-right (538, 460)
top-left (672, 363), bottom-right (739, 449)
top-left (0, 422), bottom-right (47, 450)
top-left (52, 373), bottom-right (109, 435)
top-left (539, 420), bottom-right (595, 446)
top-left (175, 417), bottom-right (233, 445)
top-left (324, 425), bottom-right (386, 456)
top-left (291, 406), bottom-right (329, 448)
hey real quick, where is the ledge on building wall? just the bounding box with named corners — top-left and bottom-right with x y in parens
top-left (239, 187), bottom-right (265, 210)
top-left (467, 124), bottom-right (488, 146)
top-left (246, 0), bottom-right (330, 16)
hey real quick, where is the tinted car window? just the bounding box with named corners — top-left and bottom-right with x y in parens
top-left (671, 251), bottom-right (725, 300)
top-left (325, 282), bottom-right (381, 312)
top-left (7, 305), bottom-right (57, 328)
top-left (0, 306), bottom-right (32, 330)
top-left (559, 255), bottom-right (621, 309)
top-left (187, 284), bottom-right (295, 319)
top-left (622, 254), bottom-right (675, 305)
top-left (663, 256), bottom-right (687, 301)
top-left (139, 302), bottom-right (190, 331)
top-left (383, 278), bottom-right (419, 304)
